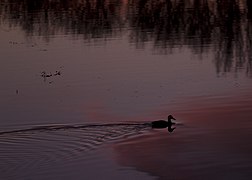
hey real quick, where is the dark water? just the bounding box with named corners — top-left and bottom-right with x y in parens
top-left (1, 0), bottom-right (252, 179)
top-left (0, 123), bottom-right (152, 179)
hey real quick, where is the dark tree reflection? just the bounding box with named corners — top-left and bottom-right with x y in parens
top-left (0, 0), bottom-right (252, 76)
top-left (0, 0), bottom-right (124, 41)
top-left (129, 0), bottom-right (252, 76)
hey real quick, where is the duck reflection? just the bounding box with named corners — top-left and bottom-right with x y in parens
top-left (151, 115), bottom-right (176, 133)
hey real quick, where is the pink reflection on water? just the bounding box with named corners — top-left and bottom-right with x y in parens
top-left (113, 92), bottom-right (252, 179)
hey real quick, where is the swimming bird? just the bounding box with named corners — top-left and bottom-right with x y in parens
top-left (151, 115), bottom-right (176, 129)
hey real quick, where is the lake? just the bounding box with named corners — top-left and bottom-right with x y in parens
top-left (0, 0), bottom-right (252, 179)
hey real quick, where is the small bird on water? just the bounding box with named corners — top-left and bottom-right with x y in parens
top-left (151, 115), bottom-right (176, 132)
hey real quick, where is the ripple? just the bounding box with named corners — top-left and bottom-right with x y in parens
top-left (0, 123), bottom-right (151, 179)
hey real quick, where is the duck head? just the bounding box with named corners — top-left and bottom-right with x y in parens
top-left (168, 115), bottom-right (176, 121)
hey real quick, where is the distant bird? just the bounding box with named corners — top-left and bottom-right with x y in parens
top-left (54, 71), bottom-right (61, 76)
top-left (41, 71), bottom-right (52, 78)
top-left (151, 115), bottom-right (176, 131)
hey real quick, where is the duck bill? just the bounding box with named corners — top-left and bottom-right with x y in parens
top-left (172, 117), bottom-right (176, 120)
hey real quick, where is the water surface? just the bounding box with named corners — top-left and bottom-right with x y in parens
top-left (1, 0), bottom-right (252, 179)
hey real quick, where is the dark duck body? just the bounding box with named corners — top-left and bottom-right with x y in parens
top-left (151, 115), bottom-right (176, 129)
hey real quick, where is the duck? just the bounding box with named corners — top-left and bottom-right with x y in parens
top-left (151, 115), bottom-right (176, 129)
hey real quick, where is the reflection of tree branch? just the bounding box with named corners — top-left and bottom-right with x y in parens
top-left (129, 0), bottom-right (252, 76)
top-left (1, 0), bottom-right (252, 75)
top-left (0, 0), bottom-right (124, 41)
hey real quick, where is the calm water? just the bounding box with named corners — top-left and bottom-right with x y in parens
top-left (1, 0), bottom-right (252, 179)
